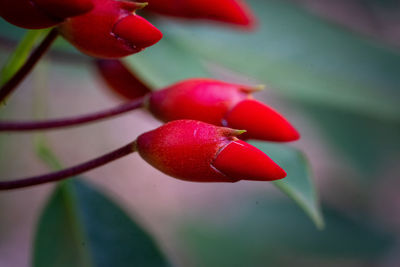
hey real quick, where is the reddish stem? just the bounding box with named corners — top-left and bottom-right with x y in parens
top-left (0, 97), bottom-right (144, 131)
top-left (0, 141), bottom-right (136, 190)
top-left (0, 28), bottom-right (58, 103)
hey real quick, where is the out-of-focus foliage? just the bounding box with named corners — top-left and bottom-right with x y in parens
top-left (33, 179), bottom-right (170, 267)
top-left (32, 142), bottom-right (169, 267)
top-left (0, 29), bottom-right (52, 85)
top-left (251, 141), bottom-right (324, 229)
top-left (177, 198), bottom-right (394, 266)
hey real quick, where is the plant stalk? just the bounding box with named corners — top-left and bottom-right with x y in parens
top-left (0, 28), bottom-right (58, 103)
top-left (0, 141), bottom-right (136, 190)
top-left (0, 98), bottom-right (145, 131)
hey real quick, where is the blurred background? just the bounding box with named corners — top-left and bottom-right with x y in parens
top-left (0, 0), bottom-right (400, 266)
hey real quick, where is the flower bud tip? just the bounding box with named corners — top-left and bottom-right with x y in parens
top-left (113, 15), bottom-right (163, 49)
top-left (213, 140), bottom-right (286, 181)
top-left (225, 99), bottom-right (300, 142)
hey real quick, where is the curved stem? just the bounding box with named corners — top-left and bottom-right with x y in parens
top-left (0, 97), bottom-right (145, 131)
top-left (0, 28), bottom-right (58, 103)
top-left (0, 141), bottom-right (136, 190)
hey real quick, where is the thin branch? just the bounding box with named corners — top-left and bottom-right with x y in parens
top-left (0, 141), bottom-right (136, 190)
top-left (0, 97), bottom-right (145, 131)
top-left (0, 28), bottom-right (58, 103)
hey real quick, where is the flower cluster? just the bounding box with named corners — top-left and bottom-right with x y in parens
top-left (96, 60), bottom-right (300, 182)
top-left (0, 0), bottom-right (300, 189)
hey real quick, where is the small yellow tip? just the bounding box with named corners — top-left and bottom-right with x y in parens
top-left (251, 84), bottom-right (266, 92)
top-left (126, 1), bottom-right (148, 9)
top-left (136, 2), bottom-right (148, 9)
top-left (241, 84), bottom-right (266, 93)
top-left (234, 129), bottom-right (247, 136)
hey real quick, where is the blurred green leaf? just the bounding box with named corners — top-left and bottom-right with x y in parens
top-left (302, 104), bottom-right (400, 176)
top-left (0, 29), bottom-right (49, 85)
top-left (127, 0), bottom-right (400, 121)
top-left (32, 141), bottom-right (169, 267)
top-left (0, 20), bottom-right (87, 59)
top-left (125, 34), bottom-right (210, 89)
top-left (178, 199), bottom-right (394, 266)
top-left (250, 141), bottom-right (324, 229)
top-left (33, 179), bottom-right (170, 267)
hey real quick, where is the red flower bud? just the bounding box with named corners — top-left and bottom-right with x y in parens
top-left (0, 0), bottom-right (94, 29)
top-left (136, 120), bottom-right (286, 182)
top-left (95, 59), bottom-right (152, 99)
top-left (58, 0), bottom-right (163, 58)
top-left (224, 99), bottom-right (300, 142)
top-left (141, 0), bottom-right (255, 28)
top-left (147, 79), bottom-right (300, 142)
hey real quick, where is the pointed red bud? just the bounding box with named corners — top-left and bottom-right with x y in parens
top-left (224, 99), bottom-right (300, 142)
top-left (113, 15), bottom-right (163, 49)
top-left (136, 120), bottom-right (286, 182)
top-left (95, 59), bottom-right (152, 100)
top-left (212, 140), bottom-right (286, 181)
top-left (0, 0), bottom-right (94, 29)
top-left (147, 78), bottom-right (299, 142)
top-left (58, 0), bottom-right (162, 58)
top-left (140, 0), bottom-right (256, 29)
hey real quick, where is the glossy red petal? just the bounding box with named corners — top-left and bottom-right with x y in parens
top-left (212, 140), bottom-right (286, 181)
top-left (95, 59), bottom-right (152, 100)
top-left (112, 15), bottom-right (163, 49)
top-left (224, 99), bottom-right (300, 142)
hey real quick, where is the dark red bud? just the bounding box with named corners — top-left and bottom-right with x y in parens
top-left (0, 0), bottom-right (93, 29)
top-left (224, 99), bottom-right (300, 142)
top-left (95, 59), bottom-right (152, 100)
top-left (136, 120), bottom-right (286, 182)
top-left (35, 0), bottom-right (94, 19)
top-left (140, 0), bottom-right (256, 28)
top-left (147, 78), bottom-right (299, 142)
top-left (58, 0), bottom-right (162, 58)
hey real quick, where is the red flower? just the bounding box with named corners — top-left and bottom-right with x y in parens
top-left (141, 0), bottom-right (256, 28)
top-left (136, 120), bottom-right (286, 182)
top-left (58, 0), bottom-right (163, 58)
top-left (0, 0), bottom-right (93, 29)
top-left (147, 78), bottom-right (300, 142)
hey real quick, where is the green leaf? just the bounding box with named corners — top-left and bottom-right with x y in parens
top-left (178, 199), bottom-right (394, 266)
top-left (127, 0), bottom-right (400, 121)
top-left (32, 141), bottom-right (170, 267)
top-left (1, 29), bottom-right (50, 85)
top-left (301, 104), bottom-right (400, 176)
top-left (124, 34), bottom-right (210, 89)
top-left (33, 179), bottom-right (170, 267)
top-left (250, 141), bottom-right (324, 229)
